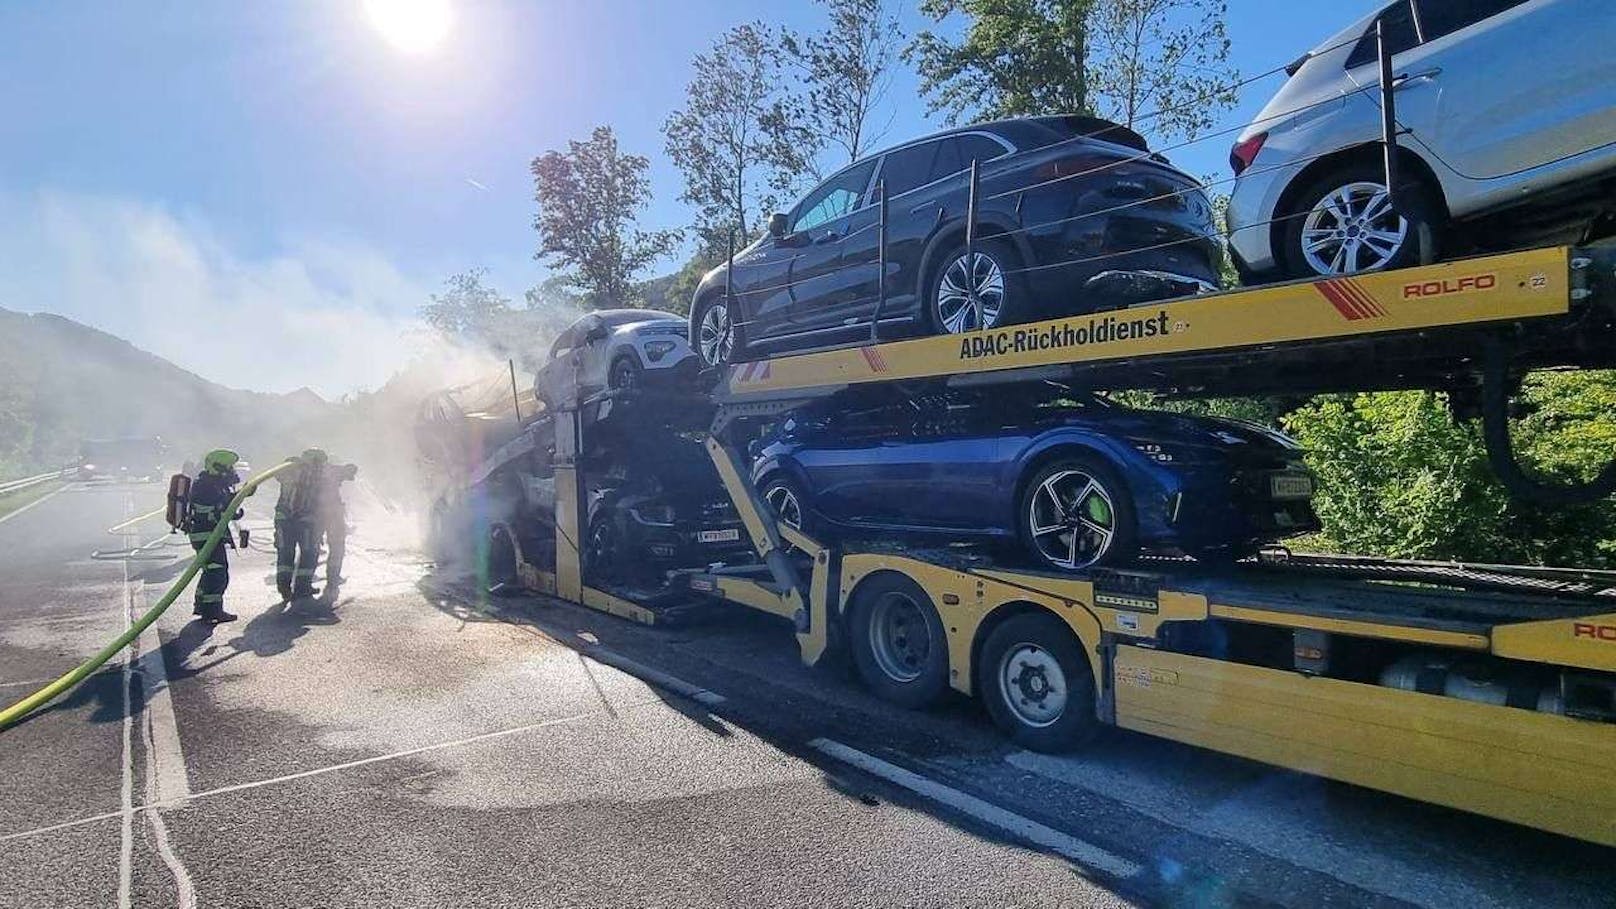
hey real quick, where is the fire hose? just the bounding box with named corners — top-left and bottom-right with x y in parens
top-left (0, 459), bottom-right (299, 731)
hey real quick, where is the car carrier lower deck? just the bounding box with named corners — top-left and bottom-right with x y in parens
top-left (462, 243), bottom-right (1616, 847)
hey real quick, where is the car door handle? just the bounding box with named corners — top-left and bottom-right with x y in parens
top-left (1392, 67), bottom-right (1441, 90)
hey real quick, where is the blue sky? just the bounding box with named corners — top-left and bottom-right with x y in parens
top-left (0, 0), bottom-right (1381, 395)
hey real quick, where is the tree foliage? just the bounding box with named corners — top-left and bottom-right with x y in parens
top-left (907, 0), bottom-right (1091, 125)
top-left (907, 0), bottom-right (1235, 141)
top-left (531, 126), bottom-right (680, 309)
top-left (1282, 376), bottom-right (1616, 567)
top-left (784, 0), bottom-right (904, 173)
top-left (664, 23), bottom-right (814, 255)
top-left (1086, 0), bottom-right (1236, 140)
top-left (420, 269), bottom-right (574, 369)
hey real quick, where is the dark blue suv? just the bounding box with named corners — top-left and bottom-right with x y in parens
top-left (690, 116), bottom-right (1221, 366)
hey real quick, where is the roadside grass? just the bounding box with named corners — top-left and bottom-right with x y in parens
top-left (0, 481), bottom-right (65, 521)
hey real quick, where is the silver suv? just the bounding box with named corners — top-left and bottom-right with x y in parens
top-left (1226, 0), bottom-right (1616, 282)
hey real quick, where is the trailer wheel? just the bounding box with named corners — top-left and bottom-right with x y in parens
top-left (849, 573), bottom-right (949, 708)
top-left (979, 612), bottom-right (1098, 752)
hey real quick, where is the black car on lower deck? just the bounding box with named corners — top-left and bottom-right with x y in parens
top-left (583, 429), bottom-right (752, 584)
top-left (690, 115), bottom-right (1221, 366)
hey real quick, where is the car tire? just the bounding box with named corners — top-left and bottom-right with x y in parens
top-left (1280, 161), bottom-right (1440, 280)
top-left (848, 573), bottom-right (950, 709)
top-left (979, 612), bottom-right (1100, 752)
top-left (1018, 455), bottom-right (1137, 571)
top-left (608, 354), bottom-right (641, 391)
top-left (924, 237), bottom-right (1025, 335)
top-left (760, 473), bottom-right (815, 544)
top-left (691, 294), bottom-right (742, 367)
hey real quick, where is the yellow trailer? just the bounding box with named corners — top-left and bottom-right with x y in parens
top-left (487, 244), bottom-right (1616, 846)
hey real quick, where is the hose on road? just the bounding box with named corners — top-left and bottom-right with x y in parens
top-left (0, 459), bottom-right (299, 731)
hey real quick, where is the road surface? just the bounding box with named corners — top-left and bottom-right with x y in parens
top-left (0, 482), bottom-right (1609, 908)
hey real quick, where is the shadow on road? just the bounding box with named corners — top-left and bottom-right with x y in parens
top-left (228, 592), bottom-right (342, 658)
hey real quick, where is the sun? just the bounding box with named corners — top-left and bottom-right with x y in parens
top-left (362, 0), bottom-right (452, 54)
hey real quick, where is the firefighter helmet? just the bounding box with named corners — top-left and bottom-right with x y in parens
top-left (203, 449), bottom-right (240, 475)
top-left (301, 447), bottom-right (329, 464)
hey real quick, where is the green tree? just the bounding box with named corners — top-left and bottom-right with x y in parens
top-left (1281, 382), bottom-right (1616, 567)
top-left (531, 126), bottom-right (681, 309)
top-left (785, 0), bottom-right (904, 174)
top-left (1087, 0), bottom-right (1236, 140)
top-left (664, 23), bottom-right (815, 254)
top-left (907, 0), bottom-right (1092, 125)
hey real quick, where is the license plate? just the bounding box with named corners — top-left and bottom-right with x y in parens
top-left (1270, 474), bottom-right (1314, 500)
top-left (697, 528), bottom-right (741, 543)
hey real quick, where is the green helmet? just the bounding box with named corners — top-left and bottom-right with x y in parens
top-left (203, 449), bottom-right (240, 474)
top-left (301, 447), bottom-right (329, 464)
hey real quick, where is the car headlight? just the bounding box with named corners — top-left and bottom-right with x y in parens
top-left (644, 340), bottom-right (678, 362)
top-left (629, 504), bottom-right (677, 525)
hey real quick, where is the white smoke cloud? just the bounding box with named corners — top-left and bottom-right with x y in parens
top-left (0, 189), bottom-right (436, 398)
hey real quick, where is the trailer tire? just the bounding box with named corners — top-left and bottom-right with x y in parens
top-left (979, 612), bottom-right (1098, 752)
top-left (849, 573), bottom-right (950, 709)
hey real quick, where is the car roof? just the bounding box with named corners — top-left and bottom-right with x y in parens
top-left (566, 309), bottom-right (682, 330)
top-left (866, 115), bottom-right (1150, 161)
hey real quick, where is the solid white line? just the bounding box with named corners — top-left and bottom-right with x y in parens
top-left (583, 647), bottom-right (727, 707)
top-left (133, 580), bottom-right (191, 807)
top-left (140, 704), bottom-right (197, 909)
top-left (118, 549), bottom-right (135, 909)
top-left (809, 738), bottom-right (1142, 880)
top-left (0, 484), bottom-right (65, 526)
top-left (0, 711), bottom-right (602, 844)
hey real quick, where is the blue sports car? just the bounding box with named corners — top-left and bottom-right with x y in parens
top-left (752, 387), bottom-right (1319, 570)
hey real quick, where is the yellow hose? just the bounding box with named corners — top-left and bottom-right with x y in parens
top-left (0, 459), bottom-right (299, 731)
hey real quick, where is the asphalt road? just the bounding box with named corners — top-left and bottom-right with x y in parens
top-left (0, 482), bottom-right (1610, 909)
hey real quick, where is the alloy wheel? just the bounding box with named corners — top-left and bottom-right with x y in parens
top-left (1300, 180), bottom-right (1408, 275)
top-left (698, 301), bottom-right (735, 365)
top-left (997, 642), bottom-right (1069, 728)
top-left (868, 590), bottom-right (931, 683)
top-left (1027, 469), bottom-right (1117, 570)
top-left (936, 251), bottom-right (1006, 333)
top-left (765, 484), bottom-right (802, 530)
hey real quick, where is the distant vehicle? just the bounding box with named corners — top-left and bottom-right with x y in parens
top-left (752, 388), bottom-right (1318, 570)
top-left (689, 116), bottom-right (1220, 366)
top-left (79, 437), bottom-right (167, 482)
top-left (534, 310), bottom-right (697, 411)
top-left (1226, 0), bottom-right (1616, 282)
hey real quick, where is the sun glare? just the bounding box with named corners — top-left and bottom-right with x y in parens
top-left (363, 0), bottom-right (452, 54)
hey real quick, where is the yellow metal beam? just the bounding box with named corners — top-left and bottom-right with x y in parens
top-left (1492, 611), bottom-right (1616, 672)
top-left (1210, 603), bottom-right (1491, 650)
top-left (720, 247), bottom-right (1570, 396)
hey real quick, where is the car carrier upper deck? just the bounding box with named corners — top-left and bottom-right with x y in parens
top-left (446, 242), bottom-right (1616, 847)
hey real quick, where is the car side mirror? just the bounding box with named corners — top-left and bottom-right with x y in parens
top-left (584, 323), bottom-right (608, 343)
top-left (767, 212), bottom-right (789, 238)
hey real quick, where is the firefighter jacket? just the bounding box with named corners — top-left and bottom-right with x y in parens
top-left (184, 471), bottom-right (242, 542)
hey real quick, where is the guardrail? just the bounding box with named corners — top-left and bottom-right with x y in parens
top-left (0, 469), bottom-right (72, 497)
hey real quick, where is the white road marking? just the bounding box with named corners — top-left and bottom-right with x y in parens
top-left (809, 738), bottom-right (1141, 880)
top-left (118, 545), bottom-right (135, 909)
top-left (133, 580), bottom-right (191, 807)
top-left (139, 700), bottom-right (197, 909)
top-left (582, 648), bottom-right (727, 707)
top-left (0, 711), bottom-right (602, 844)
top-left (0, 484), bottom-right (66, 526)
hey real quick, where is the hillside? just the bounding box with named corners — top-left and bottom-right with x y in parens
top-left (0, 306), bottom-right (335, 476)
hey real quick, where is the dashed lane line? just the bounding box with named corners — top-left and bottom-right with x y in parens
top-left (809, 738), bottom-right (1142, 881)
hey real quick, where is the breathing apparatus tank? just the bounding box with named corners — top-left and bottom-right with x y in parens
top-left (165, 472), bottom-right (192, 532)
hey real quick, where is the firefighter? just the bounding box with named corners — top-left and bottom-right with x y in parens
top-left (317, 461), bottom-right (358, 590)
top-left (184, 449), bottom-right (244, 623)
top-left (273, 448), bottom-right (327, 600)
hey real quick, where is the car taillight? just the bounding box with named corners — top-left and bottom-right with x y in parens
top-left (1033, 154), bottom-right (1117, 183)
top-left (1229, 132), bottom-right (1267, 176)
